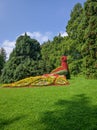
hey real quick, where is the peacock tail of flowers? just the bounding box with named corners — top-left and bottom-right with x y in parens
top-left (2, 74), bottom-right (69, 88)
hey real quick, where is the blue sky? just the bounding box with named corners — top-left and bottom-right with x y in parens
top-left (0, 0), bottom-right (86, 58)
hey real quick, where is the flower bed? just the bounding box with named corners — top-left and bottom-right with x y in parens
top-left (3, 74), bottom-right (69, 88)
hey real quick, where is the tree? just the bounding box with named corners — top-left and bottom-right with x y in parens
top-left (66, 3), bottom-right (83, 39)
top-left (0, 48), bottom-right (6, 75)
top-left (10, 33), bottom-right (41, 60)
top-left (66, 3), bottom-right (83, 75)
top-left (0, 34), bottom-right (42, 83)
top-left (81, 0), bottom-right (97, 78)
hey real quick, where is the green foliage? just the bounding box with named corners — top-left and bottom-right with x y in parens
top-left (10, 33), bottom-right (41, 60)
top-left (66, 3), bottom-right (83, 75)
top-left (81, 0), bottom-right (97, 78)
top-left (0, 48), bottom-right (6, 75)
top-left (66, 3), bottom-right (83, 39)
top-left (41, 1), bottom-right (97, 79)
top-left (0, 34), bottom-right (43, 83)
top-left (41, 35), bottom-right (66, 71)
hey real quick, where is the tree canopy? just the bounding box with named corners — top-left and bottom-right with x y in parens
top-left (0, 48), bottom-right (6, 75)
top-left (0, 34), bottom-right (43, 83)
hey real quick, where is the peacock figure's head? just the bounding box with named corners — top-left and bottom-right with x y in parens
top-left (61, 56), bottom-right (67, 63)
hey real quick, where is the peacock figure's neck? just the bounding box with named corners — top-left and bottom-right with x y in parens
top-left (61, 61), bottom-right (68, 70)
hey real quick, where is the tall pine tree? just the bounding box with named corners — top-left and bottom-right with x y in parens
top-left (81, 0), bottom-right (97, 78)
top-left (0, 48), bottom-right (6, 75)
top-left (0, 34), bottom-right (42, 83)
top-left (66, 3), bottom-right (83, 75)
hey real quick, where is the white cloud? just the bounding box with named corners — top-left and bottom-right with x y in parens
top-left (1, 40), bottom-right (15, 59)
top-left (0, 31), bottom-right (68, 59)
top-left (22, 31), bottom-right (52, 44)
top-left (2, 40), bottom-right (15, 48)
top-left (0, 32), bottom-right (52, 59)
top-left (60, 31), bottom-right (68, 37)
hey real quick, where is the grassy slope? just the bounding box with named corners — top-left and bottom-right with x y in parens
top-left (0, 77), bottom-right (97, 130)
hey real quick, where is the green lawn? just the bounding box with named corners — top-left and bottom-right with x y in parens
top-left (0, 77), bottom-right (97, 130)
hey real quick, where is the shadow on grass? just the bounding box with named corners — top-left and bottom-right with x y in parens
top-left (0, 115), bottom-right (26, 129)
top-left (40, 94), bottom-right (97, 130)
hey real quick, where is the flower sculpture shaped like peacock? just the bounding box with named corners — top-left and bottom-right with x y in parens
top-left (51, 56), bottom-right (69, 76)
top-left (3, 56), bottom-right (70, 87)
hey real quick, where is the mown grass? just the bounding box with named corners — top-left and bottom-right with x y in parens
top-left (0, 77), bottom-right (97, 130)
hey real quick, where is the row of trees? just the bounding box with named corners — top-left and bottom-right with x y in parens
top-left (66, 0), bottom-right (97, 78)
top-left (0, 34), bottom-right (52, 83)
top-left (0, 0), bottom-right (97, 83)
top-left (41, 0), bottom-right (97, 78)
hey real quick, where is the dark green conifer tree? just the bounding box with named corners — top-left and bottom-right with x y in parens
top-left (66, 3), bottom-right (83, 75)
top-left (81, 0), bottom-right (97, 78)
top-left (0, 48), bottom-right (6, 75)
top-left (0, 33), bottom-right (42, 83)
